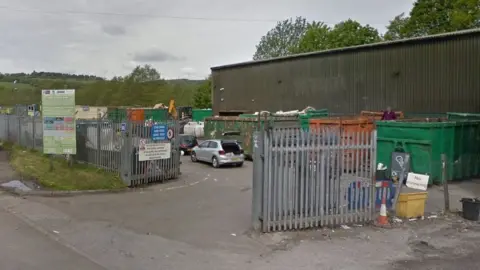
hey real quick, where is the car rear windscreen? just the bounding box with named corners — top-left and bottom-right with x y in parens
top-left (222, 143), bottom-right (241, 154)
top-left (180, 136), bottom-right (196, 145)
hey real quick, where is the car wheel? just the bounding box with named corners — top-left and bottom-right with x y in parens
top-left (212, 157), bottom-right (220, 168)
top-left (191, 152), bottom-right (197, 162)
top-left (237, 162), bottom-right (243, 167)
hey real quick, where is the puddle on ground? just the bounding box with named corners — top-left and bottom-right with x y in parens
top-left (1, 179), bottom-right (42, 192)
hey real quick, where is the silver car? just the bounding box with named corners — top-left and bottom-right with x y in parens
top-left (190, 139), bottom-right (244, 168)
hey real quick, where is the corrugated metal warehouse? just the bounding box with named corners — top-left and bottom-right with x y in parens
top-left (211, 29), bottom-right (480, 115)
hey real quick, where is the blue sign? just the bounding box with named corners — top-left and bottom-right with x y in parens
top-left (151, 124), bottom-right (167, 141)
top-left (121, 123), bottom-right (126, 132)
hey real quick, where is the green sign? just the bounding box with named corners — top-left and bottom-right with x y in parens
top-left (41, 89), bottom-right (76, 154)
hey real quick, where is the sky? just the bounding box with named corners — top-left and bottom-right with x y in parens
top-left (0, 0), bottom-right (415, 79)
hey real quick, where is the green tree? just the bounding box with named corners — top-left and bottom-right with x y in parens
top-left (124, 64), bottom-right (162, 83)
top-left (0, 66), bottom-right (204, 107)
top-left (253, 16), bottom-right (308, 60)
top-left (390, 0), bottom-right (480, 39)
top-left (296, 19), bottom-right (381, 53)
top-left (327, 19), bottom-right (381, 48)
top-left (111, 76), bottom-right (124, 82)
top-left (404, 0), bottom-right (458, 36)
top-left (193, 77), bottom-right (212, 108)
top-left (451, 0), bottom-right (480, 28)
top-left (384, 13), bottom-right (410, 40)
top-left (295, 21), bottom-right (331, 53)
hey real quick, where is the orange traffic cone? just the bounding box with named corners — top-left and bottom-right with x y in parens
top-left (377, 181), bottom-right (390, 226)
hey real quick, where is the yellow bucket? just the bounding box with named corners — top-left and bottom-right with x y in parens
top-left (396, 192), bottom-right (428, 218)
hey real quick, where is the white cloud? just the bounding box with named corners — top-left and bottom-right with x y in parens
top-left (0, 0), bottom-right (415, 79)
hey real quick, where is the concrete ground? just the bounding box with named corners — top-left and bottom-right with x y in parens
top-left (1, 155), bottom-right (480, 269)
top-left (424, 180), bottom-right (480, 213)
top-left (0, 207), bottom-right (105, 270)
top-left (0, 150), bottom-right (15, 183)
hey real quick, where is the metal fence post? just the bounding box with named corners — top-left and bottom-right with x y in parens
top-left (32, 114), bottom-right (36, 149)
top-left (261, 113), bottom-right (271, 232)
top-left (370, 129), bottom-right (377, 219)
top-left (175, 119), bottom-right (181, 177)
top-left (120, 120), bottom-right (133, 186)
top-left (17, 115), bottom-right (21, 145)
top-left (0, 115), bottom-right (3, 140)
top-left (32, 114), bottom-right (35, 149)
top-left (6, 114), bottom-right (9, 141)
top-left (96, 119), bottom-right (101, 165)
top-left (252, 130), bottom-right (264, 231)
top-left (442, 153), bottom-right (450, 212)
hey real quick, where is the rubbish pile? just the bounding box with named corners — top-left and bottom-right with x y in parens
top-left (251, 106), bottom-right (318, 117)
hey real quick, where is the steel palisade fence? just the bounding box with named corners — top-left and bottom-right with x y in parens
top-left (252, 122), bottom-right (377, 232)
top-left (0, 114), bottom-right (181, 187)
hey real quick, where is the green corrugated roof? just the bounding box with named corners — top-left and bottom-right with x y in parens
top-left (211, 28), bottom-right (480, 70)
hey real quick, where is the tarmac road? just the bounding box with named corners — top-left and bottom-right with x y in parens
top-left (390, 250), bottom-right (480, 270)
top-left (0, 205), bottom-right (105, 270)
top-left (1, 154), bottom-right (480, 270)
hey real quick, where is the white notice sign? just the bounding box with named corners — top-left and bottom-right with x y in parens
top-left (406, 172), bottom-right (429, 191)
top-left (139, 142), bottom-right (171, 161)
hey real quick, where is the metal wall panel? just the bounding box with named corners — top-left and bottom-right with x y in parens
top-left (212, 32), bottom-right (480, 115)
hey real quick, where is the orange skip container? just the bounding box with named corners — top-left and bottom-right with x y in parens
top-left (309, 117), bottom-right (375, 169)
top-left (360, 110), bottom-right (404, 120)
top-left (127, 108), bottom-right (145, 122)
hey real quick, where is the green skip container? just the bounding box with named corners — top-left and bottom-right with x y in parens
top-left (192, 109), bottom-right (213, 122)
top-left (376, 119), bottom-right (480, 184)
top-left (107, 107), bottom-right (127, 122)
top-left (299, 110), bottom-right (329, 130)
top-left (144, 108), bottom-right (168, 122)
top-left (204, 116), bottom-right (299, 159)
top-left (451, 121), bottom-right (480, 179)
top-left (447, 112), bottom-right (480, 120)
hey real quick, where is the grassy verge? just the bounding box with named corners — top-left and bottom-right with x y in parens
top-left (7, 144), bottom-right (126, 191)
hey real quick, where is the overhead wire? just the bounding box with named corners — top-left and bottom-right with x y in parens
top-left (0, 5), bottom-right (389, 26)
top-left (0, 5), bottom-right (281, 23)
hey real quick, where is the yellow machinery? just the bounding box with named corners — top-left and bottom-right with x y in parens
top-left (153, 100), bottom-right (178, 120)
top-left (168, 99), bottom-right (177, 119)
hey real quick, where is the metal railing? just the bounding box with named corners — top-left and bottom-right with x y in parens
top-left (252, 125), bottom-right (377, 232)
top-left (0, 114), bottom-right (181, 187)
